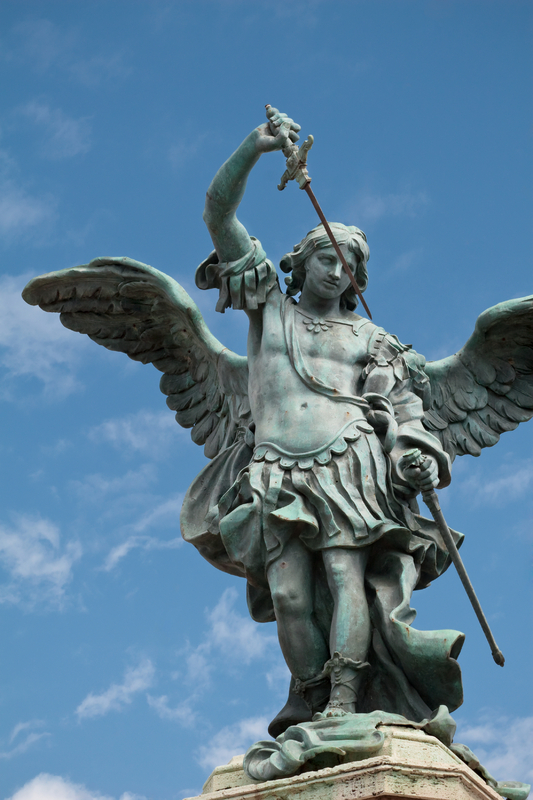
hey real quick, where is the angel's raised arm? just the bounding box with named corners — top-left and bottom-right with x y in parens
top-left (203, 109), bottom-right (300, 263)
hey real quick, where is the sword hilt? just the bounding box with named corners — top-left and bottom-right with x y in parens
top-left (264, 105), bottom-right (372, 320)
top-left (277, 137), bottom-right (314, 191)
top-left (265, 105), bottom-right (313, 191)
top-left (401, 448), bottom-right (436, 503)
top-left (401, 448), bottom-right (427, 479)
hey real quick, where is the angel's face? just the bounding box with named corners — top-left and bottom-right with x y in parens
top-left (304, 244), bottom-right (356, 300)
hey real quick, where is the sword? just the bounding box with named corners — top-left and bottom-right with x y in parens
top-left (265, 105), bottom-right (372, 320)
top-left (402, 448), bottom-right (505, 667)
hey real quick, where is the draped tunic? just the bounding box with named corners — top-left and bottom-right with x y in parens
top-left (182, 239), bottom-right (465, 722)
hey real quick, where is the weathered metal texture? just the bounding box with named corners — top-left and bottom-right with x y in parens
top-left (304, 183), bottom-right (373, 319)
top-left (402, 448), bottom-right (505, 666)
top-left (266, 104), bottom-right (372, 319)
top-left (194, 726), bottom-right (528, 800)
top-left (22, 108), bottom-right (533, 792)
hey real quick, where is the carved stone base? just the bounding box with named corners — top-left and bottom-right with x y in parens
top-left (189, 726), bottom-right (508, 800)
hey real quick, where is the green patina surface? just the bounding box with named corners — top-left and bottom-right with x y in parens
top-left (21, 109), bottom-right (533, 795)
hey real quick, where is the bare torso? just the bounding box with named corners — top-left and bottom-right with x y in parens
top-left (248, 289), bottom-right (373, 451)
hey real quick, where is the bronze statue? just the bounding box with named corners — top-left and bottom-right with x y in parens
top-left (22, 109), bottom-right (532, 793)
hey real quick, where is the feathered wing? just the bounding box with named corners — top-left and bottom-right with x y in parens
top-left (411, 295), bottom-right (533, 461)
top-left (22, 257), bottom-right (251, 458)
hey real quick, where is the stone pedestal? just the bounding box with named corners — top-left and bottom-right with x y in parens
top-left (188, 726), bottom-right (503, 800)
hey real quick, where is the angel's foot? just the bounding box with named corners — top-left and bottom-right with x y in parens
top-left (268, 689), bottom-right (312, 738)
top-left (269, 674), bottom-right (329, 738)
top-left (313, 701), bottom-right (352, 720)
top-left (320, 652), bottom-right (370, 715)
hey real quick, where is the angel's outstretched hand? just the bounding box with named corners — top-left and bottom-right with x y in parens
top-left (254, 106), bottom-right (301, 154)
top-left (398, 452), bottom-right (440, 493)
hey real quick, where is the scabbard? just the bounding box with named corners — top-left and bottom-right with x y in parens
top-left (422, 488), bottom-right (505, 667)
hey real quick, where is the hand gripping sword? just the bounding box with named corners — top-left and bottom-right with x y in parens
top-left (403, 448), bottom-right (505, 667)
top-left (265, 105), bottom-right (372, 320)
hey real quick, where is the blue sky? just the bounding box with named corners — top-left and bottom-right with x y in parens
top-left (0, 2), bottom-right (531, 798)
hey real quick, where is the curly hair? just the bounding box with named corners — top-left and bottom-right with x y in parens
top-left (280, 223), bottom-right (370, 311)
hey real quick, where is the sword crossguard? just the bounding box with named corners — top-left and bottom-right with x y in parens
top-left (277, 136), bottom-right (314, 191)
top-left (265, 104), bottom-right (314, 191)
top-left (264, 105), bottom-right (371, 320)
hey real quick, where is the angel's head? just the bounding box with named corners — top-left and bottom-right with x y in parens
top-left (280, 223), bottom-right (369, 311)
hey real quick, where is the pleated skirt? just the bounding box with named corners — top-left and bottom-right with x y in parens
top-left (209, 431), bottom-right (417, 578)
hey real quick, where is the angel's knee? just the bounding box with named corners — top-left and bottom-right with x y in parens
top-left (271, 585), bottom-right (310, 620)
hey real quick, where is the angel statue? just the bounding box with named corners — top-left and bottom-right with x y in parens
top-left (23, 109), bottom-right (532, 790)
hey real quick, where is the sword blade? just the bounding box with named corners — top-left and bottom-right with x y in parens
top-left (303, 183), bottom-right (372, 320)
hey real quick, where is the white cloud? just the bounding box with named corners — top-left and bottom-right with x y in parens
top-left (97, 479), bottom-right (183, 570)
top-left (4, 773), bottom-right (146, 800)
top-left (146, 589), bottom-right (278, 727)
top-left (0, 514), bottom-right (81, 608)
top-left (169, 139), bottom-right (201, 171)
top-left (89, 410), bottom-right (182, 458)
top-left (40, 439), bottom-right (72, 458)
top-left (0, 731), bottom-right (50, 761)
top-left (76, 659), bottom-right (155, 720)
top-left (345, 188), bottom-right (429, 226)
top-left (146, 694), bottom-right (194, 725)
top-left (69, 53), bottom-right (131, 87)
top-left (131, 493), bottom-right (184, 534)
top-left (456, 715), bottom-right (533, 783)
top-left (9, 719), bottom-right (44, 745)
top-left (119, 795), bottom-right (147, 800)
top-left (207, 587), bottom-right (276, 664)
top-left (19, 101), bottom-right (91, 160)
top-left (9, 19), bottom-right (131, 86)
top-left (180, 588), bottom-right (276, 689)
top-left (103, 530), bottom-right (183, 572)
top-left (0, 179), bottom-right (56, 238)
top-left (182, 647), bottom-right (212, 694)
top-left (168, 134), bottom-right (208, 171)
top-left (265, 659), bottom-right (291, 697)
top-left (197, 716), bottom-right (269, 771)
top-left (70, 464), bottom-right (157, 504)
top-left (10, 19), bottom-right (77, 72)
top-left (0, 138), bottom-right (57, 242)
top-left (460, 458), bottom-right (533, 507)
top-left (72, 466), bottom-right (183, 568)
top-left (0, 275), bottom-right (87, 398)
top-left (387, 247), bottom-right (424, 275)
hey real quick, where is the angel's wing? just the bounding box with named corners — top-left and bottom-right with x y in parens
top-left (413, 295), bottom-right (533, 461)
top-left (22, 257), bottom-right (251, 459)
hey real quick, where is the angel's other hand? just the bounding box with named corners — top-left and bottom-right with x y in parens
top-left (254, 107), bottom-right (301, 153)
top-left (399, 453), bottom-right (439, 492)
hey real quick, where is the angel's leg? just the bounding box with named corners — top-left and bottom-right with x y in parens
top-left (267, 538), bottom-right (328, 682)
top-left (321, 547), bottom-right (371, 712)
top-left (322, 547), bottom-right (370, 657)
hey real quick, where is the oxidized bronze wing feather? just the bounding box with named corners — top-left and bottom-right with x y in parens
top-left (410, 296), bottom-right (533, 461)
top-left (22, 256), bottom-right (251, 459)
